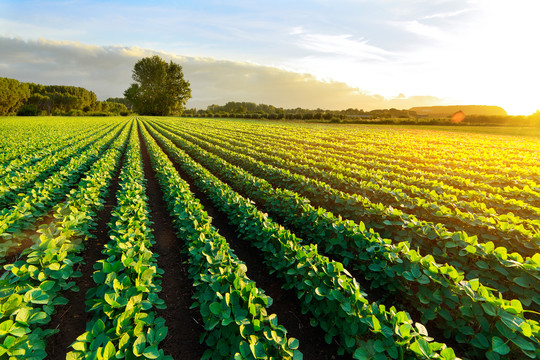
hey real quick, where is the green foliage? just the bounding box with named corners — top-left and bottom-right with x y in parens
top-left (143, 119), bottom-right (460, 359)
top-left (0, 76), bottom-right (134, 116)
top-left (25, 83), bottom-right (98, 115)
top-left (0, 122), bottom-right (126, 258)
top-left (105, 97), bottom-right (133, 111)
top-left (0, 122), bottom-right (129, 358)
top-left (141, 121), bottom-right (300, 359)
top-left (16, 104), bottom-right (40, 116)
top-left (94, 101), bottom-right (129, 115)
top-left (1, 116), bottom-right (539, 359)
top-left (189, 102), bottom-right (540, 126)
top-left (0, 77), bottom-right (30, 115)
top-left (124, 56), bottom-right (191, 116)
top-left (145, 117), bottom-right (540, 359)
top-left (68, 123), bottom-right (170, 360)
top-left (164, 119), bottom-right (540, 301)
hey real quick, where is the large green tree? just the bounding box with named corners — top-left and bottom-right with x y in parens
top-left (124, 55), bottom-right (191, 116)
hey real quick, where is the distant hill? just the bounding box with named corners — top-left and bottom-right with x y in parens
top-left (409, 105), bottom-right (508, 117)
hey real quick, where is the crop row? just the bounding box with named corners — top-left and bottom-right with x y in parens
top-left (0, 122), bottom-right (118, 210)
top-left (0, 122), bottom-right (129, 359)
top-left (150, 119), bottom-right (540, 311)
top-left (168, 120), bottom-right (539, 255)
top-left (0, 118), bottom-right (111, 165)
top-left (183, 123), bottom-right (540, 228)
top-left (67, 122), bottom-right (170, 359)
top-left (0, 122), bottom-right (127, 259)
top-left (1, 117), bottom-right (538, 359)
top-left (141, 121), bottom-right (301, 359)
top-left (145, 119), bottom-right (540, 359)
top-left (182, 118), bottom-right (540, 193)
top-left (142, 119), bottom-right (460, 360)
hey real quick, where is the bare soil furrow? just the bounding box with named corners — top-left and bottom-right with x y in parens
top-left (138, 123), bottom-right (206, 359)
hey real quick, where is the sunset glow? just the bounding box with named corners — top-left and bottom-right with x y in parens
top-left (0, 0), bottom-right (538, 114)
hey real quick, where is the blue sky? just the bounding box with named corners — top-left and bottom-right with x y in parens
top-left (0, 0), bottom-right (538, 114)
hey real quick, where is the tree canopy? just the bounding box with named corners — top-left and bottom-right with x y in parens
top-left (124, 55), bottom-right (191, 116)
top-left (26, 83), bottom-right (98, 115)
top-left (0, 77), bottom-right (131, 116)
top-left (0, 78), bottom-right (30, 115)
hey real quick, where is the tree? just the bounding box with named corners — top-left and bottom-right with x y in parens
top-left (106, 97), bottom-right (133, 111)
top-left (0, 77), bottom-right (30, 115)
top-left (100, 101), bottom-right (129, 115)
top-left (124, 55), bottom-right (191, 116)
top-left (25, 83), bottom-right (98, 115)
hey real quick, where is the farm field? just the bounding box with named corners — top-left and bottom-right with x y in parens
top-left (0, 116), bottom-right (539, 360)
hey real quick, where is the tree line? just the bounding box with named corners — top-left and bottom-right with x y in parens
top-left (184, 102), bottom-right (420, 120)
top-left (183, 101), bottom-right (540, 126)
top-left (2, 55), bottom-right (538, 126)
top-left (0, 77), bottom-right (131, 116)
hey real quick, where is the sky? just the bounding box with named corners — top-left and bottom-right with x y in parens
top-left (0, 0), bottom-right (538, 115)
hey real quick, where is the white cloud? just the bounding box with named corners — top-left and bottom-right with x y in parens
top-left (0, 36), bottom-right (447, 111)
top-left (289, 26), bottom-right (304, 35)
top-left (293, 30), bottom-right (394, 61)
top-left (387, 20), bottom-right (451, 41)
top-left (421, 8), bottom-right (473, 20)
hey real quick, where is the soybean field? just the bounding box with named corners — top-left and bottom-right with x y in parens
top-left (0, 116), bottom-right (539, 360)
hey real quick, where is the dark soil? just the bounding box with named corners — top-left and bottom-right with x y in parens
top-left (45, 149), bottom-right (126, 359)
top-left (144, 125), bottom-right (352, 360)
top-left (1, 210), bottom-right (56, 266)
top-left (138, 123), bottom-right (206, 359)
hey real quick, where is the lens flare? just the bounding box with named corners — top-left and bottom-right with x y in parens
top-left (451, 111), bottom-right (466, 123)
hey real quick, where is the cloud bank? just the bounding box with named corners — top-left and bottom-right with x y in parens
top-left (0, 37), bottom-right (447, 110)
